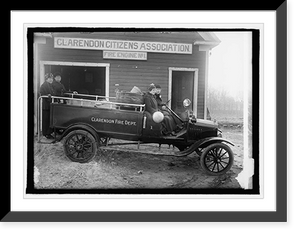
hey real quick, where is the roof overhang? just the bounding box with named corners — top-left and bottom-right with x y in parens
top-left (195, 32), bottom-right (221, 51)
top-left (34, 33), bottom-right (53, 44)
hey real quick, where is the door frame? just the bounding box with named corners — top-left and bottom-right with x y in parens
top-left (168, 67), bottom-right (199, 118)
top-left (39, 61), bottom-right (110, 97)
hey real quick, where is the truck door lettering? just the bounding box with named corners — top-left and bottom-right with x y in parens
top-left (91, 117), bottom-right (137, 126)
top-left (91, 117), bottom-right (115, 123)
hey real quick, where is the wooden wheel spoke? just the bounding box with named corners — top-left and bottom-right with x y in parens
top-left (64, 130), bottom-right (97, 163)
top-left (200, 143), bottom-right (233, 175)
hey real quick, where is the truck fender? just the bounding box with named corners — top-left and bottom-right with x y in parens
top-left (57, 123), bottom-right (99, 145)
top-left (174, 137), bottom-right (234, 157)
top-left (197, 137), bottom-right (234, 149)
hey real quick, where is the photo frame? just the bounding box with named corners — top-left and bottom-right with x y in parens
top-left (4, 3), bottom-right (287, 221)
top-left (25, 27), bottom-right (260, 196)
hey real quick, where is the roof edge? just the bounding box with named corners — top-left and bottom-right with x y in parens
top-left (195, 32), bottom-right (221, 50)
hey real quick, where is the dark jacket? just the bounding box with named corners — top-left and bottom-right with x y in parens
top-left (154, 94), bottom-right (165, 110)
top-left (52, 80), bottom-right (66, 96)
top-left (144, 92), bottom-right (158, 114)
top-left (39, 81), bottom-right (54, 110)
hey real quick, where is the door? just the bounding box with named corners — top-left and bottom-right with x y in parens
top-left (171, 71), bottom-right (195, 114)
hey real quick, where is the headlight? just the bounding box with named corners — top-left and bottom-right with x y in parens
top-left (183, 98), bottom-right (191, 108)
top-left (217, 129), bottom-right (222, 137)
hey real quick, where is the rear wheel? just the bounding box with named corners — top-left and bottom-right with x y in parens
top-left (199, 143), bottom-right (233, 175)
top-left (63, 130), bottom-right (97, 163)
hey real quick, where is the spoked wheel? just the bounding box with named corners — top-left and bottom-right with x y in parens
top-left (199, 143), bottom-right (234, 175)
top-left (63, 130), bottom-right (97, 163)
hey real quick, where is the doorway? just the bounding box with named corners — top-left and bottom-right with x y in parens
top-left (44, 65), bottom-right (106, 95)
top-left (40, 61), bottom-right (110, 96)
top-left (169, 68), bottom-right (198, 116)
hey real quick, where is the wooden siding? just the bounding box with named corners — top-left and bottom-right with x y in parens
top-left (36, 32), bottom-right (207, 118)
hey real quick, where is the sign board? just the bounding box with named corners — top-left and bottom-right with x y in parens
top-left (103, 50), bottom-right (147, 60)
top-left (54, 37), bottom-right (192, 54)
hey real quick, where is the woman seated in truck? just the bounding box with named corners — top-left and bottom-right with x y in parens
top-left (153, 84), bottom-right (183, 130)
top-left (144, 84), bottom-right (176, 136)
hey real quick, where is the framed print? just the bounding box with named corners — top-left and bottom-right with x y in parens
top-left (25, 28), bottom-right (260, 196)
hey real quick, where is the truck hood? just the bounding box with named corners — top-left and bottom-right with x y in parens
top-left (195, 119), bottom-right (218, 128)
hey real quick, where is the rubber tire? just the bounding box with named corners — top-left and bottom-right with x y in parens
top-left (63, 130), bottom-right (97, 163)
top-left (200, 143), bottom-right (234, 176)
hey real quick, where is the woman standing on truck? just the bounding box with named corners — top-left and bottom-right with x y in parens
top-left (39, 73), bottom-right (55, 139)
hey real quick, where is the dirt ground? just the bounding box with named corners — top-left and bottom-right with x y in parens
top-left (33, 127), bottom-right (244, 190)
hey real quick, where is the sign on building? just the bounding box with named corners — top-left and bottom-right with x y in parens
top-left (54, 37), bottom-right (192, 54)
top-left (103, 50), bottom-right (147, 60)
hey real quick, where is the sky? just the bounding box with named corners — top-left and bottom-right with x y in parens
top-left (208, 32), bottom-right (252, 100)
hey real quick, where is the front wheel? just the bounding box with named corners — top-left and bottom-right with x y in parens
top-left (63, 130), bottom-right (97, 163)
top-left (199, 143), bottom-right (234, 175)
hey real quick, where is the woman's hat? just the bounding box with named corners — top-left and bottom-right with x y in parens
top-left (45, 73), bottom-right (53, 80)
top-left (53, 72), bottom-right (61, 77)
top-left (148, 84), bottom-right (156, 91)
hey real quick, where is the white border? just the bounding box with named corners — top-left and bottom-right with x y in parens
top-left (11, 11), bottom-right (276, 212)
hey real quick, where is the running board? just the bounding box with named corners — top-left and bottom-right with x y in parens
top-left (174, 140), bottom-right (203, 157)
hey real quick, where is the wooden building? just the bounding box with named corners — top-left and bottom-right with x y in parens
top-left (33, 31), bottom-right (220, 130)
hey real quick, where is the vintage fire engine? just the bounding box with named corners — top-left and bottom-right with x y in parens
top-left (37, 91), bottom-right (234, 175)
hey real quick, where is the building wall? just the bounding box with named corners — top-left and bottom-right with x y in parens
top-left (35, 32), bottom-right (207, 118)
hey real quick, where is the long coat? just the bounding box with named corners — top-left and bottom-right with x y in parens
top-left (144, 92), bottom-right (159, 114)
top-left (39, 81), bottom-right (54, 110)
